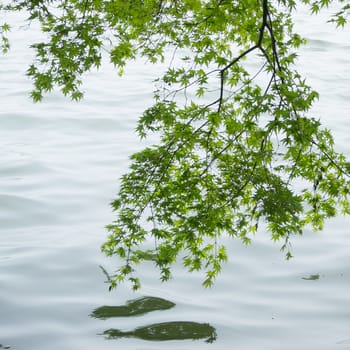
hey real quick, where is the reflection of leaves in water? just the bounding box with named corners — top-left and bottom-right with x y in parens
top-left (302, 274), bottom-right (320, 281)
top-left (90, 296), bottom-right (175, 319)
top-left (103, 321), bottom-right (217, 343)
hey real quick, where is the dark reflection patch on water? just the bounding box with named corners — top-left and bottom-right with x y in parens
top-left (302, 274), bottom-right (320, 281)
top-left (103, 321), bottom-right (217, 343)
top-left (0, 345), bottom-right (11, 349)
top-left (90, 296), bottom-right (175, 319)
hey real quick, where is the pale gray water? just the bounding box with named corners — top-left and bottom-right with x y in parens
top-left (1, 7), bottom-right (350, 350)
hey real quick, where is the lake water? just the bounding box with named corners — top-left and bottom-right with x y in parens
top-left (1, 6), bottom-right (350, 350)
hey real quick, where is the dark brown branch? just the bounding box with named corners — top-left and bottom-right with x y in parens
top-left (217, 0), bottom-right (270, 112)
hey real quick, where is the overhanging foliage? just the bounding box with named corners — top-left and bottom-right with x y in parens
top-left (1, 0), bottom-right (350, 290)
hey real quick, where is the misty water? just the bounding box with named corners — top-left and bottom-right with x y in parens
top-left (1, 6), bottom-right (350, 350)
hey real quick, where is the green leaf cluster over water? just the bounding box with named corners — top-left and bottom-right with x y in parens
top-left (2, 0), bottom-right (350, 290)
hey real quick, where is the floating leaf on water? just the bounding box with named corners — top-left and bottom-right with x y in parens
top-left (90, 296), bottom-right (175, 319)
top-left (302, 274), bottom-right (320, 281)
top-left (103, 321), bottom-right (217, 343)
